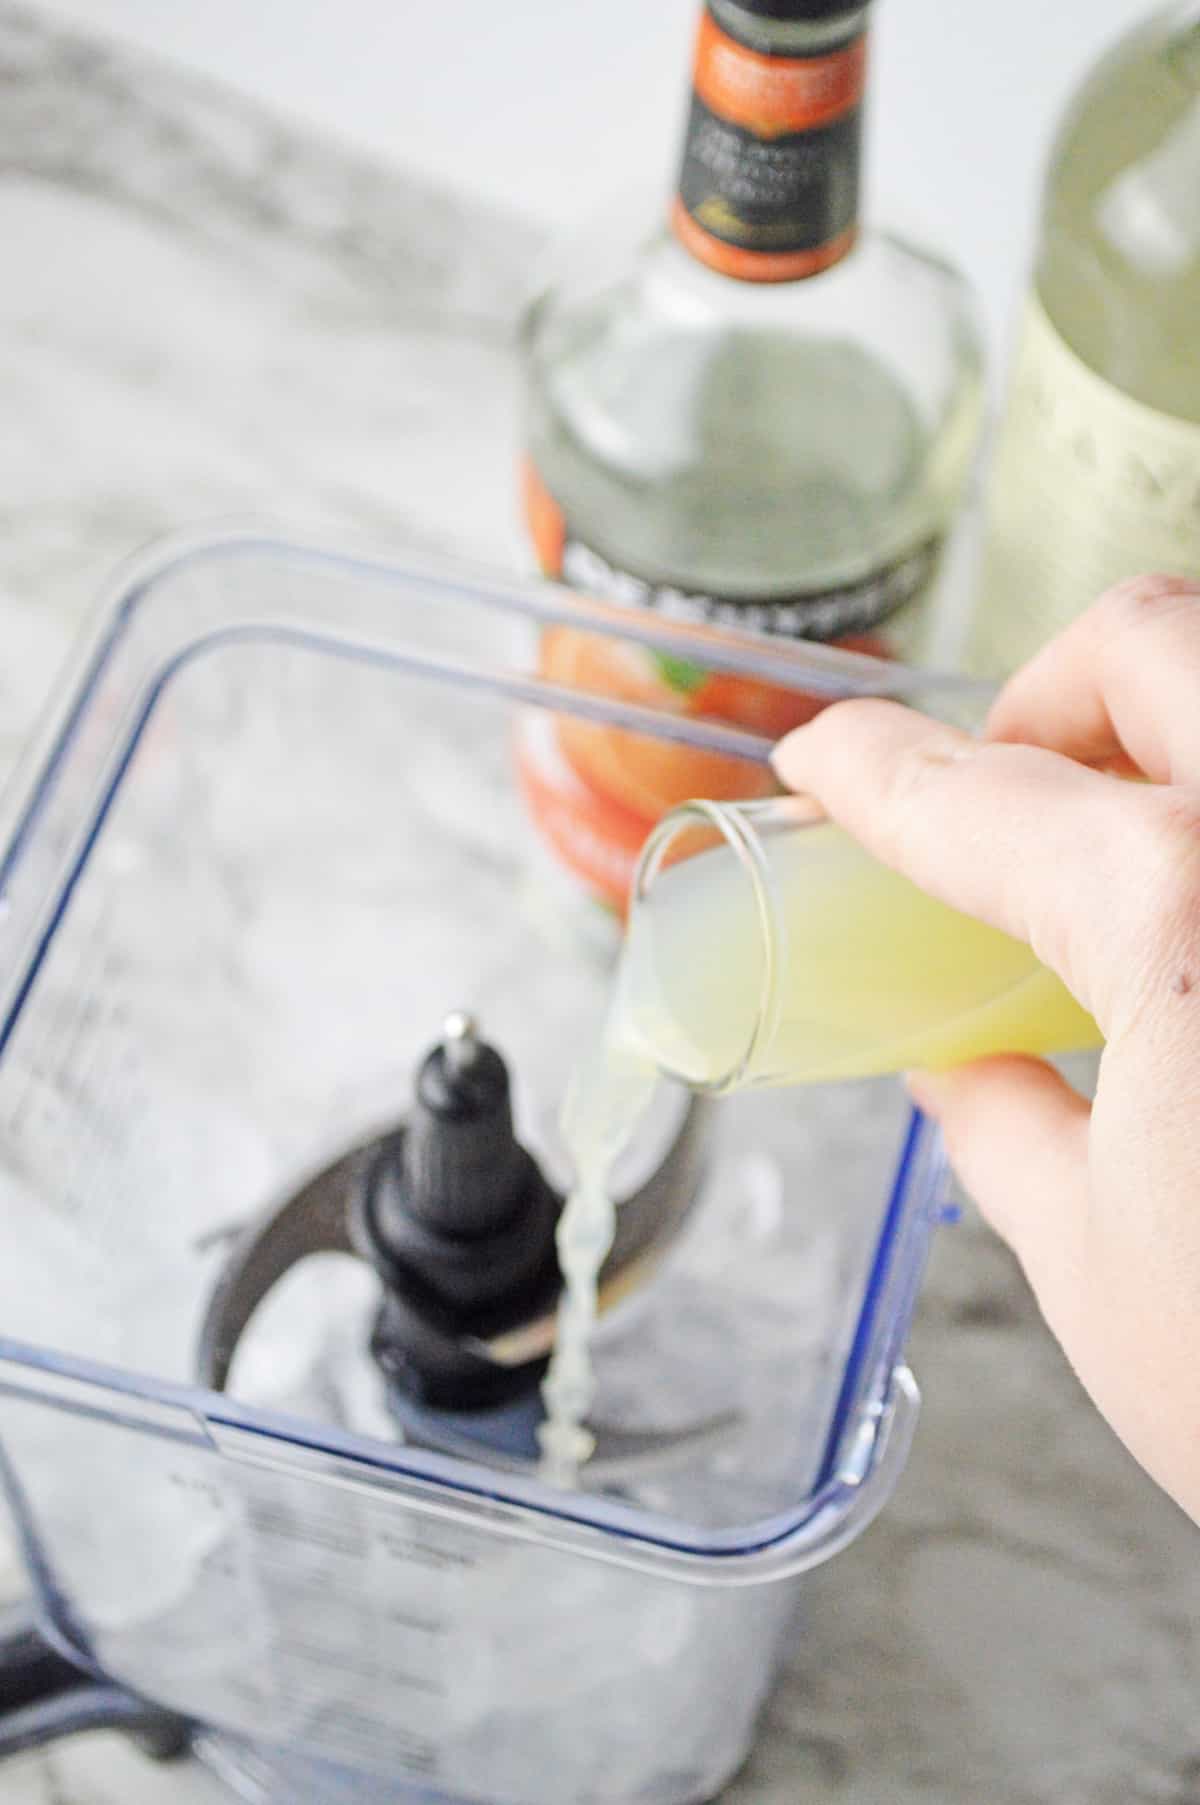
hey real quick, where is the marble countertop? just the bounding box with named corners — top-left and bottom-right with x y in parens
top-left (1, 7), bottom-right (1199, 1802)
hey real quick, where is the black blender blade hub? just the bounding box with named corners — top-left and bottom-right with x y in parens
top-left (196, 1011), bottom-right (714, 1437)
top-left (354, 1012), bottom-right (564, 1411)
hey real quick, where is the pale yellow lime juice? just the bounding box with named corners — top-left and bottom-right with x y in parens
top-left (539, 802), bottom-right (1100, 1484)
top-left (616, 812), bottom-right (1100, 1090)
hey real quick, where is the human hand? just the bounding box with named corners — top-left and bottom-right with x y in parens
top-left (772, 576), bottom-right (1200, 1523)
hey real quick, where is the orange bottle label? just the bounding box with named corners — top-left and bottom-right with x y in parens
top-left (692, 12), bottom-right (867, 139)
top-left (517, 459), bottom-right (906, 912)
top-left (673, 7), bottom-right (867, 282)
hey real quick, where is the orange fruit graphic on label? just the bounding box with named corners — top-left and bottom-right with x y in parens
top-left (540, 628), bottom-right (779, 820)
top-left (517, 457), bottom-right (894, 911)
top-left (515, 712), bottom-right (650, 916)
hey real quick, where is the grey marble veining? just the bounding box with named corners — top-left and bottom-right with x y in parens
top-left (0, 2), bottom-right (534, 788)
top-left (1, 6), bottom-right (1199, 1803)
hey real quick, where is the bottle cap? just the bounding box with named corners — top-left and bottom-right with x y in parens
top-left (725, 0), bottom-right (870, 20)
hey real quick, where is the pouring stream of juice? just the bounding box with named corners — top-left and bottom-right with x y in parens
top-left (539, 814), bottom-right (1101, 1485)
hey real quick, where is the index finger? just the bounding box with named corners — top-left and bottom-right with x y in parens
top-left (771, 698), bottom-right (1155, 1028)
top-left (986, 576), bottom-right (1200, 784)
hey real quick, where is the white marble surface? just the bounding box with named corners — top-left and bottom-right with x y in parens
top-left (47, 0), bottom-right (1142, 357)
top-left (1, 7), bottom-right (1200, 1803)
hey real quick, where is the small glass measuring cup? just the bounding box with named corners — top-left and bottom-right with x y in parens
top-left (622, 794), bottom-right (1102, 1092)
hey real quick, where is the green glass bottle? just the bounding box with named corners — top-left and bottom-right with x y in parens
top-left (970, 4), bottom-right (1200, 675)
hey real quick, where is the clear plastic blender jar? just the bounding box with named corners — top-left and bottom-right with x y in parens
top-left (0, 535), bottom-right (958, 1804)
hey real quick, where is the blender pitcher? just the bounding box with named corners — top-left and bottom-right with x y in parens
top-left (0, 533), bottom-right (962, 1804)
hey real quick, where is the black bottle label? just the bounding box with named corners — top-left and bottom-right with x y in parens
top-left (673, 7), bottom-right (866, 281)
top-left (524, 458), bottom-right (939, 643)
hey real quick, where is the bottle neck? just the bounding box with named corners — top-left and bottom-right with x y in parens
top-left (672, 1), bottom-right (871, 282)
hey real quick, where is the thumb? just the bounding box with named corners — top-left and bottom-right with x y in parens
top-left (908, 1057), bottom-right (1092, 1350)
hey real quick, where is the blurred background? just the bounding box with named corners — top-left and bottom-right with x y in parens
top-left (52, 0), bottom-right (1140, 355)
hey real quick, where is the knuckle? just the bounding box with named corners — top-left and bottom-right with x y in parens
top-left (873, 738), bottom-right (968, 856)
top-left (882, 730), bottom-right (973, 810)
top-left (1134, 790), bottom-right (1200, 939)
top-left (1093, 573), bottom-right (1200, 637)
